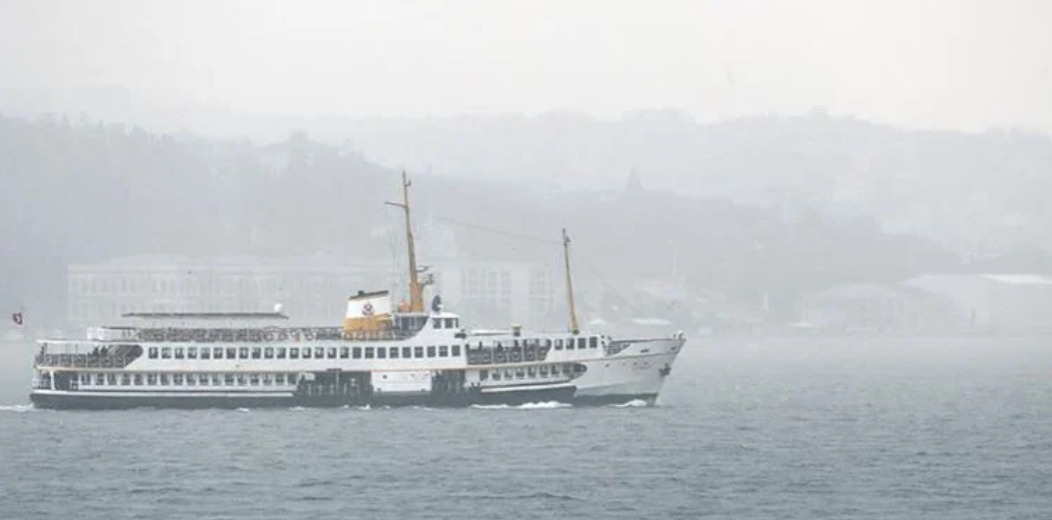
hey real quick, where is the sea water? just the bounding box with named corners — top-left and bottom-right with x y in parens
top-left (2, 335), bottom-right (1050, 519)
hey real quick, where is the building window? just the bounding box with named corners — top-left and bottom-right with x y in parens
top-left (277, 347), bottom-right (287, 359)
top-left (402, 347), bottom-right (411, 358)
top-left (224, 373), bottom-right (234, 386)
top-left (365, 347), bottom-right (374, 359)
top-left (527, 366), bottom-right (536, 378)
top-left (275, 373), bottom-right (285, 385)
top-left (121, 374), bottom-right (131, 386)
top-left (480, 370), bottom-right (489, 381)
top-left (159, 373), bottom-right (170, 385)
top-left (452, 345), bottom-right (461, 357)
top-left (427, 346), bottom-right (436, 358)
top-left (389, 347), bottom-right (399, 359)
top-left (174, 347), bottom-right (184, 359)
top-left (314, 347), bottom-right (324, 359)
top-left (433, 319), bottom-right (441, 329)
top-left (352, 347), bottom-right (362, 359)
top-left (212, 374), bottom-right (222, 386)
top-left (578, 338), bottom-right (587, 349)
top-left (339, 347), bottom-right (349, 359)
top-left (540, 365), bottom-right (549, 376)
top-left (236, 374), bottom-right (246, 385)
top-left (264, 347), bottom-right (274, 359)
top-left (377, 347), bottom-right (387, 359)
top-left (439, 345), bottom-right (449, 357)
top-left (227, 348), bottom-right (237, 359)
top-left (250, 347), bottom-right (261, 359)
top-left (492, 370), bottom-right (501, 380)
top-left (95, 373), bottom-right (105, 385)
top-left (201, 347), bottom-right (211, 360)
top-left (290, 348), bottom-right (300, 359)
top-left (108, 374), bottom-right (118, 385)
top-left (186, 374), bottom-right (197, 386)
top-left (302, 347), bottom-right (312, 359)
top-left (262, 374), bottom-right (272, 386)
top-left (147, 374), bottom-right (158, 385)
top-left (238, 347), bottom-right (249, 359)
top-left (173, 373), bottom-right (184, 385)
top-left (161, 347), bottom-right (172, 359)
top-left (555, 339), bottom-right (563, 350)
top-left (414, 346), bottom-right (424, 358)
top-left (327, 347), bottom-right (337, 359)
top-left (589, 337), bottom-right (598, 349)
top-left (249, 374), bottom-right (260, 386)
top-left (444, 318), bottom-right (455, 329)
top-left (566, 339), bottom-right (574, 350)
top-left (148, 347), bottom-right (158, 359)
top-left (188, 347), bottom-right (198, 359)
top-left (134, 374), bottom-right (143, 386)
top-left (213, 347), bottom-right (224, 359)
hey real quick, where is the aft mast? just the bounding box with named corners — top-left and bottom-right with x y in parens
top-left (385, 170), bottom-right (427, 313)
top-left (562, 228), bottom-right (580, 334)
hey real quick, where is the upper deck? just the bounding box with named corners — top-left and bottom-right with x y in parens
top-left (76, 311), bottom-right (450, 344)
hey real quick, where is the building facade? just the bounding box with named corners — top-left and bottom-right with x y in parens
top-left (67, 255), bottom-right (559, 331)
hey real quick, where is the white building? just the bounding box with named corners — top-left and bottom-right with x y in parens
top-left (902, 273), bottom-right (1052, 332)
top-left (67, 255), bottom-right (396, 328)
top-left (67, 255), bottom-right (559, 331)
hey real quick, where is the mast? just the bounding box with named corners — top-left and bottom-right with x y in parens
top-left (385, 170), bottom-right (425, 313)
top-left (562, 228), bottom-right (580, 334)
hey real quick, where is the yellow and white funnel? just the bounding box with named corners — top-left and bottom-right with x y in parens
top-left (343, 290), bottom-right (392, 333)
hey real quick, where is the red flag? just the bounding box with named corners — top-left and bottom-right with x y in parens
top-left (11, 312), bottom-right (22, 325)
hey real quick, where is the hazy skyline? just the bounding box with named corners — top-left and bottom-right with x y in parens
top-left (1, 0), bottom-right (1051, 133)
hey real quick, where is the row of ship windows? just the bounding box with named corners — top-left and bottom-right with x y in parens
top-left (499, 337), bottom-right (599, 350)
top-left (147, 345), bottom-right (463, 361)
top-left (479, 363), bottom-right (574, 381)
top-left (77, 372), bottom-right (298, 387)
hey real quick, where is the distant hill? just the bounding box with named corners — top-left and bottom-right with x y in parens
top-left (4, 89), bottom-right (1048, 257)
top-left (1, 113), bottom-right (973, 328)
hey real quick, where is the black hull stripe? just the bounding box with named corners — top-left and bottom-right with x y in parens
top-left (29, 390), bottom-right (658, 410)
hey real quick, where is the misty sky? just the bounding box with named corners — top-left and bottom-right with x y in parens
top-left (1, 0), bottom-right (1050, 132)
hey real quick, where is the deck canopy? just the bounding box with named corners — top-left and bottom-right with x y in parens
top-left (121, 312), bottom-right (290, 320)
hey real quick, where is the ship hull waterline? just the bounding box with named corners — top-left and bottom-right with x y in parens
top-left (28, 388), bottom-right (660, 410)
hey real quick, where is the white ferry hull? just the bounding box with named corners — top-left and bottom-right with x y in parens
top-left (29, 337), bottom-right (684, 410)
top-left (573, 337), bottom-right (681, 405)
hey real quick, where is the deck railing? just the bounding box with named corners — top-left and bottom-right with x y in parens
top-left (132, 326), bottom-right (421, 343)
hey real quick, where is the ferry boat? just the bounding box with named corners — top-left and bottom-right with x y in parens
top-left (29, 173), bottom-right (686, 409)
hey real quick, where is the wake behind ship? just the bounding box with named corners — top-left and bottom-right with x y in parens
top-left (29, 173), bottom-right (686, 410)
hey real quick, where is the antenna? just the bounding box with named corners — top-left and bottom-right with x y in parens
top-left (562, 228), bottom-right (580, 335)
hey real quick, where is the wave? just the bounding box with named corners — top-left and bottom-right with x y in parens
top-left (0, 404), bottom-right (34, 413)
top-left (459, 491), bottom-right (583, 502)
top-left (471, 401), bottom-right (572, 410)
top-left (235, 407), bottom-right (251, 413)
top-left (609, 399), bottom-right (651, 408)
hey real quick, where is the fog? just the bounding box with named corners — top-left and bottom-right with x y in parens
top-left (2, 0), bottom-right (1051, 341)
